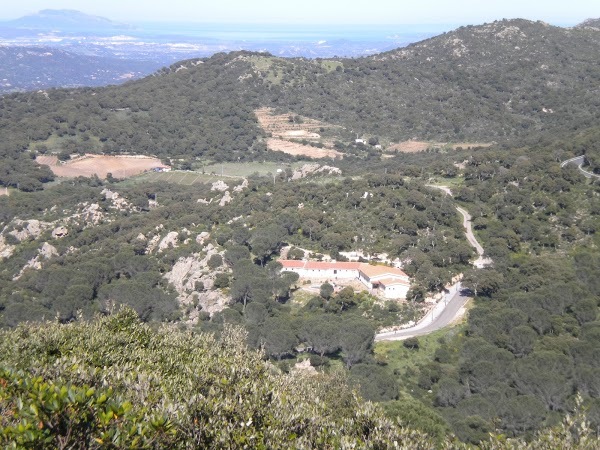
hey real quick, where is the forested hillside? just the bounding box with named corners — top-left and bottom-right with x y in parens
top-left (1, 19), bottom-right (600, 191)
top-left (399, 135), bottom-right (600, 442)
top-left (1, 16), bottom-right (599, 448)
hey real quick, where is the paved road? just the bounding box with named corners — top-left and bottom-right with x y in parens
top-left (375, 185), bottom-right (491, 342)
top-left (560, 155), bottom-right (600, 179)
top-left (375, 283), bottom-right (470, 341)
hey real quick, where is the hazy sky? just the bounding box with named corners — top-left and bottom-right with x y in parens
top-left (1, 0), bottom-right (598, 25)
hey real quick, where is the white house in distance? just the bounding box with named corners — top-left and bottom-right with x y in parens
top-left (279, 260), bottom-right (411, 299)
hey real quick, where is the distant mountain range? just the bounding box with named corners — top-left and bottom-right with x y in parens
top-left (5, 9), bottom-right (134, 31)
top-left (0, 10), bottom-right (445, 93)
top-left (0, 11), bottom-right (598, 95)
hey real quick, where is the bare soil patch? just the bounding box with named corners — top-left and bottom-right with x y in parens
top-left (388, 140), bottom-right (493, 153)
top-left (36, 154), bottom-right (166, 179)
top-left (448, 142), bottom-right (493, 150)
top-left (256, 108), bottom-right (345, 159)
top-left (0, 187), bottom-right (8, 196)
top-left (267, 139), bottom-right (343, 159)
top-left (255, 107), bottom-right (332, 139)
top-left (387, 141), bottom-right (433, 153)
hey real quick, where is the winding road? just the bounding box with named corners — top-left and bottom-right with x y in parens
top-left (375, 282), bottom-right (470, 341)
top-left (376, 185), bottom-right (489, 341)
top-left (560, 155), bottom-right (600, 179)
top-left (376, 155), bottom-right (596, 342)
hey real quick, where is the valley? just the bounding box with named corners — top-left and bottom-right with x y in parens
top-left (0, 14), bottom-right (599, 449)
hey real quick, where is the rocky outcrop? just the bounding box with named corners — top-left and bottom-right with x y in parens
top-left (0, 235), bottom-right (15, 260)
top-left (196, 232), bottom-right (210, 245)
top-left (233, 179), bottom-right (248, 192)
top-left (9, 219), bottom-right (53, 241)
top-left (211, 180), bottom-right (229, 192)
top-left (291, 163), bottom-right (342, 180)
top-left (164, 247), bottom-right (230, 318)
top-left (146, 235), bottom-right (160, 254)
top-left (157, 231), bottom-right (179, 253)
top-left (292, 359), bottom-right (317, 375)
top-left (101, 188), bottom-right (133, 211)
top-left (51, 226), bottom-right (69, 239)
top-left (79, 203), bottom-right (105, 225)
top-left (13, 242), bottom-right (59, 280)
top-left (40, 242), bottom-right (59, 259)
top-left (219, 191), bottom-right (233, 207)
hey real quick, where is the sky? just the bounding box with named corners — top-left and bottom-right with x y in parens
top-left (0, 0), bottom-right (598, 25)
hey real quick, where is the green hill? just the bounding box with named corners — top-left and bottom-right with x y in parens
top-left (2, 19), bottom-right (600, 191)
top-left (1, 16), bottom-right (600, 447)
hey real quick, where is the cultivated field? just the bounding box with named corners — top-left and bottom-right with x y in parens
top-left (256, 108), bottom-right (344, 159)
top-left (201, 161), bottom-right (300, 177)
top-left (387, 140), bottom-right (493, 153)
top-left (255, 107), bottom-right (331, 138)
top-left (129, 162), bottom-right (304, 186)
top-left (130, 171), bottom-right (226, 186)
top-left (387, 141), bottom-right (432, 153)
top-left (36, 154), bottom-right (166, 179)
top-left (267, 138), bottom-right (343, 159)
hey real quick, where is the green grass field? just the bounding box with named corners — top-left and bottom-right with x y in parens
top-left (201, 161), bottom-right (300, 177)
top-left (125, 161), bottom-right (303, 186)
top-left (130, 171), bottom-right (229, 186)
top-left (375, 325), bottom-right (464, 377)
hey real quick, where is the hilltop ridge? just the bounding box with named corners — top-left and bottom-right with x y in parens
top-left (576, 17), bottom-right (600, 29)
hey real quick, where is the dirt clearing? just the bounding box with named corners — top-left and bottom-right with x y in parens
top-left (388, 141), bottom-right (432, 153)
top-left (388, 140), bottom-right (493, 153)
top-left (267, 138), bottom-right (343, 159)
top-left (36, 154), bottom-right (167, 179)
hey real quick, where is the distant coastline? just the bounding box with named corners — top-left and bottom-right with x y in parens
top-left (130, 22), bottom-right (457, 42)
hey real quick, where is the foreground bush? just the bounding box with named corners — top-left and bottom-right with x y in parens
top-left (0, 309), bottom-right (435, 449)
top-left (0, 308), bottom-right (597, 449)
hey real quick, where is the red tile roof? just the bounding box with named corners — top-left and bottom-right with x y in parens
top-left (279, 260), bottom-right (408, 278)
top-left (280, 260), bottom-right (306, 269)
top-left (376, 277), bottom-right (411, 287)
top-left (357, 263), bottom-right (408, 279)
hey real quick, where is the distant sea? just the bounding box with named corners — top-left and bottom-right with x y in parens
top-left (132, 22), bottom-right (457, 43)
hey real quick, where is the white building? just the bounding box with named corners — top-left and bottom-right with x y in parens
top-left (279, 260), bottom-right (410, 299)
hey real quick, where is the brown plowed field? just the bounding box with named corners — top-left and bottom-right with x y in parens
top-left (387, 141), bottom-right (432, 153)
top-left (267, 139), bottom-right (343, 159)
top-left (388, 140), bottom-right (492, 153)
top-left (36, 154), bottom-right (166, 179)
